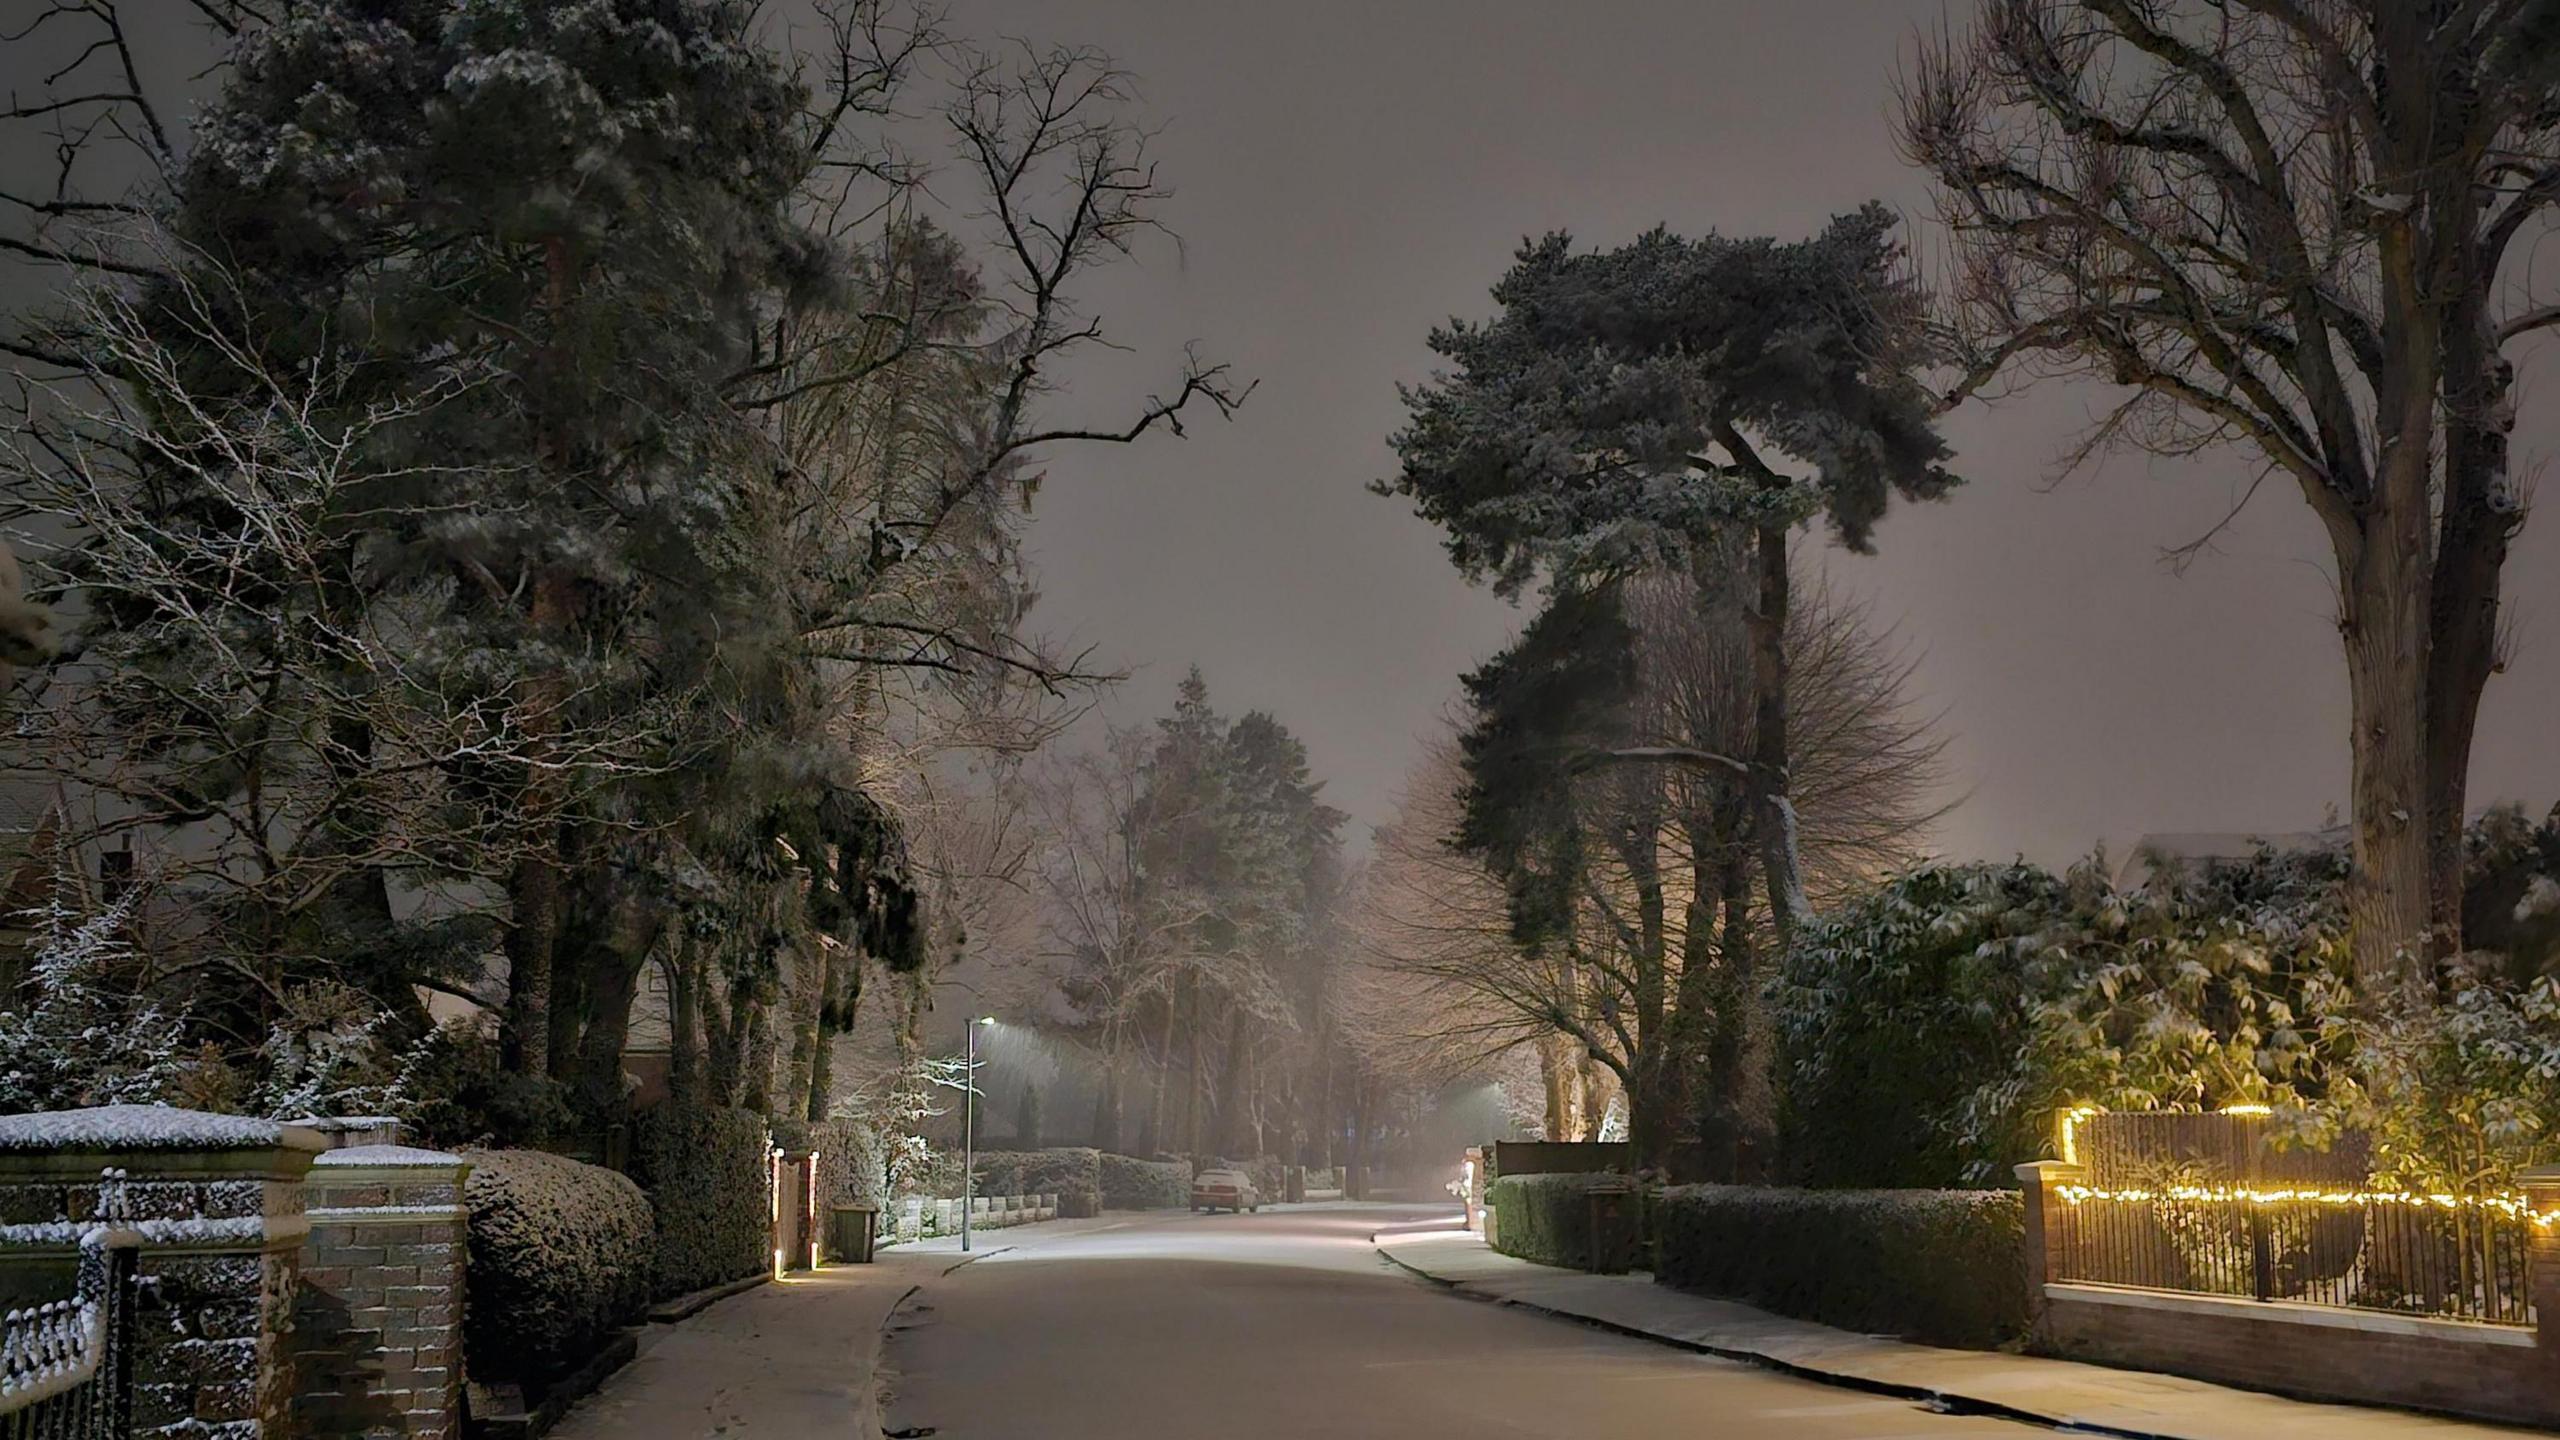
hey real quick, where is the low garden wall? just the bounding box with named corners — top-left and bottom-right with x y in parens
top-left (2017, 1156), bottom-right (2560, 1427)
top-left (886, 1190), bottom-right (1060, 1242)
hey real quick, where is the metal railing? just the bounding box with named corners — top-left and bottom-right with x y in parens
top-left (0, 1237), bottom-right (136, 1438)
top-left (2053, 1110), bottom-right (2537, 1327)
top-left (2051, 1183), bottom-right (2536, 1326)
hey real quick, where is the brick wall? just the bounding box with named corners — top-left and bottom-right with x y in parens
top-left (2037, 1284), bottom-right (2556, 1427)
top-left (295, 1144), bottom-right (470, 1440)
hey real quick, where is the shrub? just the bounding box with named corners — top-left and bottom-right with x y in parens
top-left (461, 1148), bottom-right (653, 1387)
top-left (1774, 848), bottom-right (2362, 1187)
top-left (812, 1116), bottom-right (887, 1210)
top-left (1097, 1152), bottom-right (1189, 1209)
top-left (1486, 1172), bottom-right (1638, 1270)
top-left (1651, 1185), bottom-right (2027, 1349)
top-left (973, 1147), bottom-right (1102, 1217)
top-left (630, 1105), bottom-right (771, 1300)
top-left (1212, 1154), bottom-right (1284, 1198)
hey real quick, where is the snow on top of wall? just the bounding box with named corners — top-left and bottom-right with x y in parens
top-left (314, 1144), bottom-right (464, 1168)
top-left (0, 1106), bottom-right (296, 1151)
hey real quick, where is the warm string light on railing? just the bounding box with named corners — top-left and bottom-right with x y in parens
top-left (2057, 1103), bottom-right (2102, 1167)
top-left (2050, 1102), bottom-right (2560, 1228)
top-left (2054, 1183), bottom-right (2557, 1226)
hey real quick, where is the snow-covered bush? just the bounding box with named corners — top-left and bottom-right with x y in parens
top-left (1778, 811), bottom-right (2560, 1191)
top-left (0, 894), bottom-right (187, 1114)
top-left (630, 1105), bottom-right (771, 1299)
top-left (1096, 1152), bottom-right (1189, 1210)
top-left (0, 891), bottom-right (453, 1128)
top-left (460, 1148), bottom-right (653, 1386)
top-left (972, 1147), bottom-right (1102, 1216)
top-left (813, 1115), bottom-right (887, 1211)
top-left (1652, 1185), bottom-right (2028, 1349)
top-left (1774, 846), bottom-right (2359, 1186)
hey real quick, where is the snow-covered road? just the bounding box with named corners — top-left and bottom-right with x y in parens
top-left (879, 1204), bottom-right (2045, 1439)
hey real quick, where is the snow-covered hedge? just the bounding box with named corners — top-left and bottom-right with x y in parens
top-left (630, 1105), bottom-right (771, 1300)
top-left (1651, 1185), bottom-right (2027, 1349)
top-left (461, 1148), bottom-right (653, 1386)
top-left (973, 1147), bottom-right (1102, 1217)
top-left (1486, 1172), bottom-right (1638, 1270)
top-left (1097, 1152), bottom-right (1189, 1210)
top-left (812, 1116), bottom-right (887, 1212)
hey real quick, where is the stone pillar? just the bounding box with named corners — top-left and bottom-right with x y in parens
top-left (0, 1105), bottom-right (322, 1438)
top-left (2015, 1159), bottom-right (2084, 1329)
top-left (297, 1144), bottom-right (471, 1440)
top-left (2519, 1167), bottom-right (2560, 1355)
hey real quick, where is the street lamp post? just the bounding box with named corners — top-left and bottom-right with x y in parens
top-left (963, 1016), bottom-right (995, 1252)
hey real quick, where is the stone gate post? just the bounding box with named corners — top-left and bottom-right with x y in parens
top-left (0, 1105), bottom-right (322, 1437)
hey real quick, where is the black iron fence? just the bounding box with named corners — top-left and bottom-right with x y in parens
top-left (0, 1238), bottom-right (136, 1438)
top-left (2052, 1110), bottom-right (2537, 1327)
top-left (2050, 1182), bottom-right (2537, 1325)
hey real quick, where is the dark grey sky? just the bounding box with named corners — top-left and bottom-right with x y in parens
top-left (6, 1), bottom-right (2552, 869)
top-left (938, 0), bottom-right (2560, 866)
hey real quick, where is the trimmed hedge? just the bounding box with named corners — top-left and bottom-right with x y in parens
top-left (974, 1147), bottom-right (1103, 1217)
top-left (1652, 1185), bottom-right (2028, 1349)
top-left (1098, 1152), bottom-right (1190, 1209)
top-left (631, 1105), bottom-right (771, 1300)
top-left (461, 1148), bottom-right (653, 1387)
top-left (1487, 1172), bottom-right (1637, 1270)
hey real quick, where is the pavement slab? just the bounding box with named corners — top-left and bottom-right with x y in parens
top-left (1376, 1226), bottom-right (2540, 1440)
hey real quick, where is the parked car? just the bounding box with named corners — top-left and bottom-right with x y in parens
top-left (1190, 1168), bottom-right (1260, 1214)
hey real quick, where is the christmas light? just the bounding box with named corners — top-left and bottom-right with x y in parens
top-left (2217, 1102), bottom-right (2274, 1116)
top-left (2057, 1104), bottom-right (2102, 1166)
top-left (2056, 1182), bottom-right (2554, 1226)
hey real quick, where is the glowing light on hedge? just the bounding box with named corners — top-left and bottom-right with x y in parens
top-left (2057, 1182), bottom-right (2554, 1226)
top-left (2217, 1102), bottom-right (2274, 1116)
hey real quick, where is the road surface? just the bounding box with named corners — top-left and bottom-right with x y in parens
top-left (880, 1204), bottom-right (2044, 1439)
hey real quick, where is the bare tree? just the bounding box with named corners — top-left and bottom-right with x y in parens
top-left (1362, 561), bottom-right (1947, 1172)
top-left (1903, 0), bottom-right (2558, 980)
top-left (1026, 727), bottom-right (1219, 1151)
top-left (1347, 733), bottom-right (1612, 1143)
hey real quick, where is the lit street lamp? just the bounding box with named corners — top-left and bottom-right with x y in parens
top-left (963, 1016), bottom-right (995, 1252)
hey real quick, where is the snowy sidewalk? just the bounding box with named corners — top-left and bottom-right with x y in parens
top-left (550, 1215), bottom-right (1120, 1439)
top-left (1375, 1226), bottom-right (2536, 1440)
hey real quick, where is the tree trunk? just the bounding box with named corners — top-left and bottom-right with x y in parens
top-left (1538, 1031), bottom-right (1579, 1141)
top-left (1094, 1021), bottom-right (1124, 1153)
top-left (1747, 521), bottom-right (1808, 949)
top-left (1705, 836), bottom-right (1769, 1181)
top-left (1180, 977), bottom-right (1205, 1157)
top-left (2342, 516), bottom-right (2434, 992)
top-left (1214, 1003), bottom-right (1251, 1157)
top-left (2428, 304), bottom-right (2519, 963)
top-left (666, 937), bottom-right (700, 1107)
top-left (504, 845), bottom-right (564, 1082)
top-left (806, 1020), bottom-right (834, 1123)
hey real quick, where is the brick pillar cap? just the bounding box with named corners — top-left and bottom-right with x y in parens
top-left (311, 1144), bottom-right (470, 1180)
top-left (2016, 1159), bottom-right (2086, 1183)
